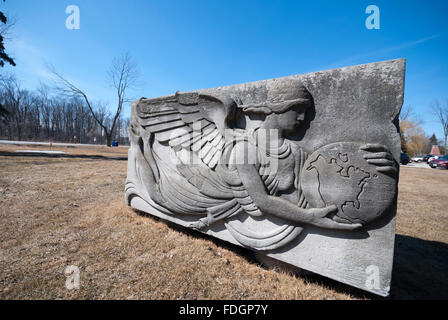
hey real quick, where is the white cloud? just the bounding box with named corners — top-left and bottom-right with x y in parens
top-left (7, 38), bottom-right (54, 81)
top-left (322, 35), bottom-right (440, 70)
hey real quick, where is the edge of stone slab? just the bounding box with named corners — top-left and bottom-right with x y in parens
top-left (134, 58), bottom-right (406, 103)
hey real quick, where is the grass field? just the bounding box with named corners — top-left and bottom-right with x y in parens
top-left (0, 143), bottom-right (447, 300)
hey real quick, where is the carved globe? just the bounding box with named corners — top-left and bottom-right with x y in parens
top-left (300, 142), bottom-right (397, 224)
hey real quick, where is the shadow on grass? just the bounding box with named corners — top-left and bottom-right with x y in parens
top-left (0, 151), bottom-right (127, 161)
top-left (390, 235), bottom-right (448, 300)
top-left (135, 210), bottom-right (448, 300)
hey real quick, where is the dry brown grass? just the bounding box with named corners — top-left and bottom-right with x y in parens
top-left (0, 143), bottom-right (447, 300)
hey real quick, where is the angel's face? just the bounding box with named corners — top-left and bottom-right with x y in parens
top-left (276, 104), bottom-right (306, 133)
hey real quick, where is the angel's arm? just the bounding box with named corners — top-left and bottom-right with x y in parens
top-left (234, 142), bottom-right (361, 230)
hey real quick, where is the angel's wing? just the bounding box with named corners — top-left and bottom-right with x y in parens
top-left (135, 92), bottom-right (237, 169)
top-left (127, 91), bottom-right (244, 220)
top-left (127, 92), bottom-right (305, 250)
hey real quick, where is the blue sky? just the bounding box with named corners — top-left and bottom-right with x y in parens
top-left (2, 0), bottom-right (448, 140)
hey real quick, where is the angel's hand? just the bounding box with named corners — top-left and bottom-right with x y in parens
top-left (128, 123), bottom-right (141, 146)
top-left (308, 205), bottom-right (362, 230)
top-left (139, 126), bottom-right (152, 143)
top-left (360, 143), bottom-right (398, 176)
top-left (128, 122), bottom-right (152, 144)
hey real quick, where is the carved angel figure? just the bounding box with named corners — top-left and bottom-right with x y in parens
top-left (125, 79), bottom-right (397, 250)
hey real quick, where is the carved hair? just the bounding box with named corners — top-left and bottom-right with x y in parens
top-left (240, 81), bottom-right (312, 115)
top-left (241, 99), bottom-right (310, 115)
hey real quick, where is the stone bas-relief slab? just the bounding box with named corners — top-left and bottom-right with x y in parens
top-left (125, 59), bottom-right (405, 296)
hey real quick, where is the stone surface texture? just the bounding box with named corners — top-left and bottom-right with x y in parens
top-left (125, 59), bottom-right (405, 296)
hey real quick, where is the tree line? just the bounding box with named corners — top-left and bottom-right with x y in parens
top-left (0, 74), bottom-right (130, 145)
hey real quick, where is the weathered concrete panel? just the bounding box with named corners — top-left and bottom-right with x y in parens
top-left (126, 59), bottom-right (405, 296)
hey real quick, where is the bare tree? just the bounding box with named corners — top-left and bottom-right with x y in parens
top-left (400, 104), bottom-right (424, 125)
top-left (0, 76), bottom-right (131, 143)
top-left (50, 53), bottom-right (139, 146)
top-left (36, 83), bottom-right (52, 139)
top-left (430, 99), bottom-right (448, 155)
top-left (106, 53), bottom-right (139, 145)
top-left (1, 74), bottom-right (27, 140)
top-left (0, 73), bottom-right (13, 125)
top-left (399, 104), bottom-right (413, 121)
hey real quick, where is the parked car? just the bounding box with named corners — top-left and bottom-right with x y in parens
top-left (423, 154), bottom-right (434, 162)
top-left (411, 155), bottom-right (424, 162)
top-left (400, 152), bottom-right (410, 165)
top-left (428, 155), bottom-right (440, 163)
top-left (428, 155), bottom-right (448, 169)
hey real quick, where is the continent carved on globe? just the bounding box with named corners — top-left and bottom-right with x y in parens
top-left (300, 142), bottom-right (397, 224)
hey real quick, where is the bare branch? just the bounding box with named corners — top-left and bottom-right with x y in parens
top-left (48, 65), bottom-right (108, 132)
top-left (107, 53), bottom-right (140, 141)
top-left (431, 100), bottom-right (448, 134)
top-left (399, 104), bottom-right (413, 121)
top-left (47, 53), bottom-right (140, 146)
top-left (430, 99), bottom-right (448, 155)
top-left (0, 14), bottom-right (16, 42)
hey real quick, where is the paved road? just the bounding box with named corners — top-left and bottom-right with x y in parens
top-left (0, 140), bottom-right (128, 148)
top-left (16, 150), bottom-right (66, 154)
top-left (401, 162), bottom-right (431, 169)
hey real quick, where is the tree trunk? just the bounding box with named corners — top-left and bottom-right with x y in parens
top-left (106, 134), bottom-right (112, 147)
top-left (445, 135), bottom-right (447, 155)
